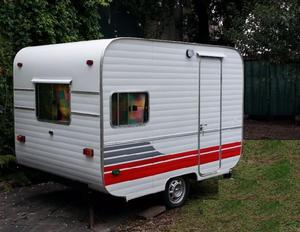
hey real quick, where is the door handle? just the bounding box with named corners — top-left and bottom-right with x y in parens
top-left (199, 124), bottom-right (207, 135)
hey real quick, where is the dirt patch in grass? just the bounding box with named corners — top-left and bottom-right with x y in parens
top-left (244, 117), bottom-right (300, 140)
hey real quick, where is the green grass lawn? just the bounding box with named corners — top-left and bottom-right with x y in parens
top-left (170, 140), bottom-right (300, 232)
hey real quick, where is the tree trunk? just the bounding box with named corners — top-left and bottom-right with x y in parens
top-left (193, 0), bottom-right (210, 43)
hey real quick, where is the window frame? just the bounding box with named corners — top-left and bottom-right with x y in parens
top-left (35, 83), bottom-right (72, 125)
top-left (110, 91), bottom-right (150, 128)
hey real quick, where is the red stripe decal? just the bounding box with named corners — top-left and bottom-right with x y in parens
top-left (222, 147), bottom-right (241, 159)
top-left (104, 142), bottom-right (241, 186)
top-left (104, 149), bottom-right (198, 172)
top-left (222, 141), bottom-right (241, 149)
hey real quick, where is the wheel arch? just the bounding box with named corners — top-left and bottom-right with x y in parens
top-left (164, 172), bottom-right (198, 189)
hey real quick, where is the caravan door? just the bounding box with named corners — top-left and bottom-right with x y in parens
top-left (198, 56), bottom-right (223, 175)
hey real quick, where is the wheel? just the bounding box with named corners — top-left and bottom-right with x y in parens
top-left (163, 176), bottom-right (190, 208)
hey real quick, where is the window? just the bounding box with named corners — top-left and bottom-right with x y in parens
top-left (111, 92), bottom-right (149, 126)
top-left (35, 83), bottom-right (70, 124)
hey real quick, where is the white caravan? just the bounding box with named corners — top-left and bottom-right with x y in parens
top-left (13, 38), bottom-right (243, 207)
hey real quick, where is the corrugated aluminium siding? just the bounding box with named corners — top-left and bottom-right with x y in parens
top-left (14, 91), bottom-right (102, 187)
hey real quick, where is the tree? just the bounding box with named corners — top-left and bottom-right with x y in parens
top-left (215, 0), bottom-right (300, 62)
top-left (193, 0), bottom-right (210, 43)
top-left (113, 0), bottom-right (300, 62)
top-left (108, 0), bottom-right (211, 42)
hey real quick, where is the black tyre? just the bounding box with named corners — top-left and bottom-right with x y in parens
top-left (163, 176), bottom-right (190, 209)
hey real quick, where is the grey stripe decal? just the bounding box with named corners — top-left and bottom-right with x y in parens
top-left (103, 141), bottom-right (163, 166)
top-left (104, 142), bottom-right (150, 152)
top-left (104, 146), bottom-right (154, 158)
top-left (104, 151), bottom-right (162, 165)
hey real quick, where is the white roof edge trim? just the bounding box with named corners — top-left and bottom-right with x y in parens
top-left (31, 79), bottom-right (72, 84)
top-left (196, 51), bottom-right (226, 58)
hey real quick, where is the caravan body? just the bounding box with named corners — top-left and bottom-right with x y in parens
top-left (14, 38), bottom-right (243, 201)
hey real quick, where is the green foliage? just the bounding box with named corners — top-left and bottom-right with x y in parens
top-left (223, 0), bottom-right (300, 62)
top-left (0, 33), bottom-right (14, 154)
top-left (0, 154), bottom-right (27, 192)
top-left (0, 0), bottom-right (110, 49)
top-left (0, 171), bottom-right (31, 191)
top-left (0, 0), bottom-right (110, 156)
top-left (0, 155), bottom-right (16, 169)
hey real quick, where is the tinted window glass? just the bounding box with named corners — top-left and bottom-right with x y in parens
top-left (111, 92), bottom-right (149, 126)
top-left (36, 84), bottom-right (70, 124)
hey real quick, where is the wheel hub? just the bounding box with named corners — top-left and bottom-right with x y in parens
top-left (168, 179), bottom-right (186, 204)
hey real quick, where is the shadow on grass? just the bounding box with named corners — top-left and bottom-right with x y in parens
top-left (189, 178), bottom-right (220, 200)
